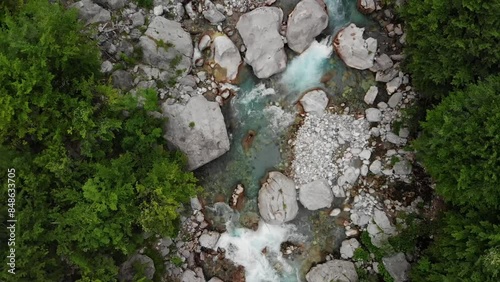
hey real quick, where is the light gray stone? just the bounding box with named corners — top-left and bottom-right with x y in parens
top-left (286, 0), bottom-right (329, 53)
top-left (129, 12), bottom-right (145, 28)
top-left (386, 132), bottom-right (405, 145)
top-left (376, 67), bottom-right (399, 83)
top-left (369, 160), bottom-right (382, 174)
top-left (258, 171), bottom-right (298, 224)
top-left (213, 35), bottom-right (242, 81)
top-left (388, 92), bottom-right (403, 108)
top-left (300, 89), bottom-right (329, 115)
top-left (387, 76), bottom-right (402, 94)
top-left (364, 86), bottom-right (378, 105)
top-left (382, 253), bottom-right (411, 282)
top-left (370, 53), bottom-right (393, 72)
top-left (162, 96), bottom-right (230, 170)
top-left (71, 0), bottom-right (111, 25)
top-left (334, 23), bottom-right (377, 70)
top-left (199, 232), bottom-right (220, 250)
top-left (393, 160), bottom-right (412, 175)
top-left (203, 0), bottom-right (226, 24)
top-left (181, 269), bottom-right (205, 282)
top-left (236, 7), bottom-right (287, 78)
top-left (101, 60), bottom-right (113, 73)
top-left (299, 179), bottom-right (333, 210)
top-left (306, 260), bottom-right (358, 282)
top-left (208, 278), bottom-right (224, 282)
top-left (340, 238), bottom-right (360, 259)
top-left (365, 108), bottom-right (382, 122)
top-left (153, 5), bottom-right (164, 16)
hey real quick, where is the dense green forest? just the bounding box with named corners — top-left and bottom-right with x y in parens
top-left (0, 1), bottom-right (198, 281)
top-left (401, 0), bottom-right (500, 281)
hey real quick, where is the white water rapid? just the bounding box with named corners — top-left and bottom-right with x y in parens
top-left (280, 37), bottom-right (333, 97)
top-left (216, 220), bottom-right (303, 282)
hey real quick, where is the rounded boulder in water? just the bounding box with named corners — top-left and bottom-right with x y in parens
top-left (258, 171), bottom-right (298, 224)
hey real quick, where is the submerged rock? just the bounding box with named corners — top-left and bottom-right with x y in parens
top-left (236, 7), bottom-right (287, 78)
top-left (299, 179), bottom-right (333, 210)
top-left (305, 259), bottom-right (358, 282)
top-left (382, 253), bottom-right (411, 282)
top-left (258, 171), bottom-right (298, 224)
top-left (286, 0), bottom-right (329, 53)
top-left (334, 23), bottom-right (377, 70)
top-left (139, 17), bottom-right (193, 78)
top-left (162, 96), bottom-right (230, 171)
top-left (71, 0), bottom-right (111, 25)
top-left (213, 35), bottom-right (242, 81)
top-left (299, 89), bottom-right (329, 115)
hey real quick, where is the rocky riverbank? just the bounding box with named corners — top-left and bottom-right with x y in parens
top-left (70, 0), bottom-right (432, 281)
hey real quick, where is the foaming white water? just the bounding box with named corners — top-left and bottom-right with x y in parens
top-left (280, 37), bottom-right (333, 95)
top-left (326, 0), bottom-right (347, 32)
top-left (216, 221), bottom-right (302, 282)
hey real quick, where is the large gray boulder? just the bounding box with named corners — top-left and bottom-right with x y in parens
top-left (286, 0), bottom-right (329, 53)
top-left (382, 253), bottom-right (411, 282)
top-left (299, 179), bottom-right (333, 210)
top-left (258, 172), bottom-right (298, 224)
top-left (306, 260), bottom-right (358, 282)
top-left (162, 96), bottom-right (230, 171)
top-left (139, 17), bottom-right (193, 79)
top-left (118, 254), bottom-right (155, 282)
top-left (71, 0), bottom-right (111, 25)
top-left (213, 35), bottom-right (242, 81)
top-left (236, 7), bottom-right (287, 78)
top-left (334, 23), bottom-right (377, 70)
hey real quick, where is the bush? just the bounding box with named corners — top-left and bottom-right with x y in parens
top-left (413, 75), bottom-right (500, 209)
top-left (411, 210), bottom-right (500, 281)
top-left (0, 1), bottom-right (199, 281)
top-left (401, 0), bottom-right (500, 99)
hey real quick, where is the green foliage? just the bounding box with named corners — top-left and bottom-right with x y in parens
top-left (401, 0), bottom-right (500, 98)
top-left (388, 214), bottom-right (433, 254)
top-left (170, 256), bottom-right (183, 267)
top-left (135, 0), bottom-right (154, 9)
top-left (411, 210), bottom-right (500, 281)
top-left (353, 248), bottom-right (370, 262)
top-left (169, 55), bottom-right (183, 69)
top-left (189, 121), bottom-right (196, 128)
top-left (413, 75), bottom-right (500, 209)
top-left (0, 1), bottom-right (200, 281)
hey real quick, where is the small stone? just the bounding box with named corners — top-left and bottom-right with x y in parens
top-left (369, 160), bottom-right (382, 174)
top-left (330, 208), bottom-right (341, 216)
top-left (388, 92), bottom-right (403, 108)
top-left (365, 108), bottom-right (382, 122)
top-left (153, 5), bottom-right (164, 16)
top-left (100, 60), bottom-right (113, 73)
top-left (364, 86), bottom-right (378, 104)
